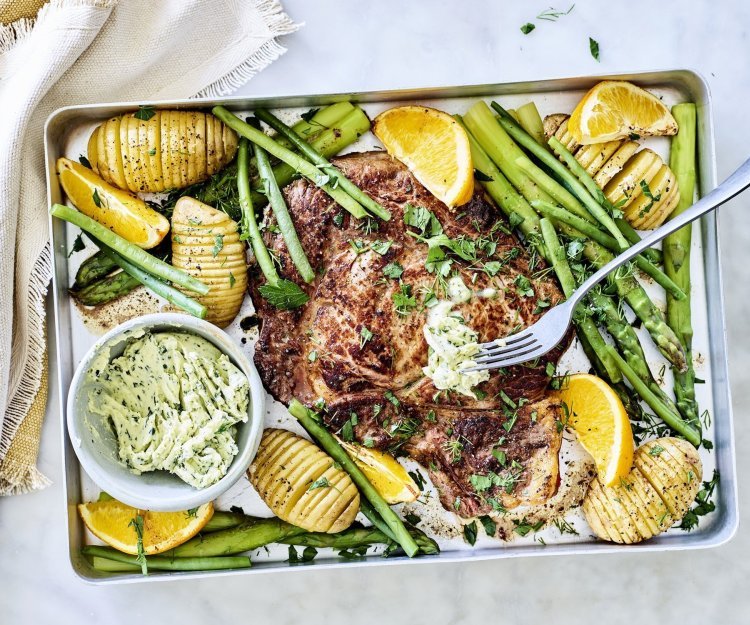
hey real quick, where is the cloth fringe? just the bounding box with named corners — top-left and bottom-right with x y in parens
top-left (196, 0), bottom-right (299, 98)
top-left (0, 243), bottom-right (51, 463)
top-left (0, 463), bottom-right (52, 495)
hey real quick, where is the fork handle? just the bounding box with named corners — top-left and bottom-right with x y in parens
top-left (568, 154), bottom-right (750, 308)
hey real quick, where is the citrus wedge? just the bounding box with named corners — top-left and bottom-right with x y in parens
top-left (559, 374), bottom-right (635, 486)
top-left (568, 81), bottom-right (678, 145)
top-left (373, 105), bottom-right (474, 207)
top-left (338, 439), bottom-right (419, 504)
top-left (57, 157), bottom-right (170, 249)
top-left (78, 498), bottom-right (213, 555)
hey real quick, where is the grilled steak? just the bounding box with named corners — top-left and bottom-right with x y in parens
top-left (252, 151), bottom-right (568, 518)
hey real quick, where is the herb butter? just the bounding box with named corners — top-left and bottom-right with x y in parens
top-left (422, 301), bottom-right (490, 398)
top-left (88, 331), bottom-right (249, 489)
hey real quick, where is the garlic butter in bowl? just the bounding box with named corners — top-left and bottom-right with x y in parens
top-left (67, 313), bottom-right (264, 512)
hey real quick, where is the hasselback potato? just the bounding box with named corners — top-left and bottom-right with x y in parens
top-left (248, 429), bottom-right (360, 534)
top-left (583, 437), bottom-right (702, 544)
top-left (545, 114), bottom-right (680, 229)
top-left (171, 196), bottom-right (247, 327)
top-left (87, 110), bottom-right (238, 193)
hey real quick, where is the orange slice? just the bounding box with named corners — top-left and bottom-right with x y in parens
top-left (78, 498), bottom-right (213, 555)
top-left (373, 105), bottom-right (474, 207)
top-left (559, 374), bottom-right (635, 486)
top-left (568, 81), bottom-right (678, 145)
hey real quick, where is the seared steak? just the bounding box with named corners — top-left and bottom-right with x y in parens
top-left (252, 151), bottom-right (568, 518)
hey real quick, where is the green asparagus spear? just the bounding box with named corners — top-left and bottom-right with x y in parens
top-left (493, 102), bottom-right (628, 247)
top-left (254, 141), bottom-right (315, 283)
top-left (82, 546), bottom-right (251, 572)
top-left (665, 103), bottom-right (701, 432)
top-left (278, 102), bottom-right (356, 147)
top-left (213, 106), bottom-right (368, 220)
top-left (50, 204), bottom-right (208, 295)
top-left (172, 518), bottom-right (307, 557)
top-left (94, 243), bottom-right (207, 318)
top-left (69, 270), bottom-right (140, 306)
top-left (606, 347), bottom-right (701, 446)
top-left (288, 399), bottom-right (420, 557)
top-left (284, 526), bottom-right (440, 555)
top-left (238, 137), bottom-right (280, 286)
top-left (540, 218), bottom-right (621, 382)
top-left (256, 109), bottom-right (391, 221)
top-left (203, 510), bottom-right (247, 532)
top-left (615, 218), bottom-right (663, 265)
top-left (515, 102), bottom-right (547, 147)
top-left (72, 251), bottom-right (118, 289)
top-left (531, 200), bottom-right (686, 300)
top-left (462, 103), bottom-right (687, 372)
top-left (454, 115), bottom-right (547, 259)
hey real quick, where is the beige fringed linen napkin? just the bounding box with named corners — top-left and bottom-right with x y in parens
top-left (0, 0), bottom-right (299, 495)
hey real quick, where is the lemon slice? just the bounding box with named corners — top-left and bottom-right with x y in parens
top-left (339, 439), bottom-right (419, 504)
top-left (559, 374), bottom-right (635, 486)
top-left (373, 105), bottom-right (474, 208)
top-left (568, 81), bottom-right (678, 145)
top-left (78, 499), bottom-right (213, 555)
top-left (57, 157), bottom-right (170, 249)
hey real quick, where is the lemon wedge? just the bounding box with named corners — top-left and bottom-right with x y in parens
top-left (568, 81), bottom-right (678, 145)
top-left (559, 374), bottom-right (635, 486)
top-left (373, 105), bottom-right (474, 208)
top-left (78, 499), bottom-right (213, 555)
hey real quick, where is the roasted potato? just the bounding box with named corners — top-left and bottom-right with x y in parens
top-left (171, 196), bottom-right (247, 327)
top-left (87, 110), bottom-right (238, 193)
top-left (544, 113), bottom-right (680, 229)
top-left (583, 437), bottom-right (702, 544)
top-left (248, 429), bottom-right (360, 533)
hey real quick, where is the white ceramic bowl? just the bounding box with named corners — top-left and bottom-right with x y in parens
top-left (66, 313), bottom-right (265, 512)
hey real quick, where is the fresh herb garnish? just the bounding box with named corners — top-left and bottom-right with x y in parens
top-left (92, 188), bottom-right (102, 208)
top-left (307, 476), bottom-right (332, 491)
top-left (520, 22), bottom-right (536, 34)
top-left (463, 520), bottom-right (478, 546)
top-left (258, 279), bottom-right (309, 310)
top-left (370, 240), bottom-right (393, 255)
top-left (129, 515), bottom-right (148, 575)
top-left (648, 444), bottom-right (665, 457)
top-left (589, 37), bottom-right (600, 61)
top-left (392, 283), bottom-right (417, 315)
top-left (383, 262), bottom-right (404, 279)
top-left (514, 274), bottom-right (534, 298)
top-left (537, 5), bottom-right (575, 21)
top-left (229, 272), bottom-right (236, 287)
top-left (639, 179), bottom-right (662, 217)
top-left (359, 326), bottom-right (374, 348)
top-left (79, 154), bottom-right (92, 169)
top-left (404, 512), bottom-right (421, 526)
top-left (553, 517), bottom-right (579, 536)
top-left (134, 105), bottom-right (156, 121)
top-left (212, 234), bottom-right (225, 257)
top-left (300, 108), bottom-right (320, 123)
top-left (513, 517), bottom-right (544, 537)
top-left (479, 515), bottom-right (497, 537)
top-left (474, 168), bottom-right (494, 182)
top-left (409, 469), bottom-right (426, 491)
top-left (68, 233), bottom-right (85, 258)
top-left (185, 507), bottom-right (199, 518)
top-left (680, 470), bottom-right (719, 531)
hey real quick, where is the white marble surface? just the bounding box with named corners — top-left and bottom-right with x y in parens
top-left (2, 0), bottom-right (749, 622)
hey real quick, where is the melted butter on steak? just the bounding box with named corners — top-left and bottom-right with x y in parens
top-left (253, 151), bottom-right (572, 519)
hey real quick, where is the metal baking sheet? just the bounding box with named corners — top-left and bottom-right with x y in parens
top-left (45, 69), bottom-right (737, 584)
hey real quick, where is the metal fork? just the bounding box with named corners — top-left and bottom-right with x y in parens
top-left (469, 155), bottom-right (750, 372)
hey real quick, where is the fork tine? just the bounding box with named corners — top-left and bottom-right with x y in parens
top-left (476, 328), bottom-right (534, 353)
top-left (473, 336), bottom-right (539, 363)
top-left (468, 343), bottom-right (548, 371)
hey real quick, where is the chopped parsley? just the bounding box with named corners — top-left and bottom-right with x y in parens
top-left (92, 188), bottom-right (102, 208)
top-left (133, 105), bottom-right (156, 121)
top-left (68, 233), bottom-right (85, 258)
top-left (258, 279), bottom-right (309, 310)
top-left (78, 154), bottom-right (92, 169)
top-left (359, 326), bottom-right (374, 348)
top-left (212, 234), bottom-right (224, 257)
top-left (392, 283), bottom-right (417, 315)
top-left (383, 261), bottom-right (404, 279)
top-left (307, 476), bottom-right (332, 491)
top-left (463, 520), bottom-right (478, 546)
top-left (479, 515), bottom-right (497, 537)
top-left (589, 36), bottom-right (600, 61)
top-left (520, 22), bottom-right (536, 34)
top-left (648, 444), bottom-right (665, 457)
top-left (514, 274), bottom-right (534, 298)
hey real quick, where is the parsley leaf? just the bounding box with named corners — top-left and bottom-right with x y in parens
top-left (359, 326), bottom-right (373, 348)
top-left (92, 189), bottom-right (102, 208)
top-left (307, 476), bottom-right (332, 491)
top-left (300, 108), bottom-right (320, 122)
top-left (463, 520), bottom-right (478, 546)
top-left (383, 262), bottom-right (404, 279)
top-left (479, 515), bottom-right (497, 537)
top-left (370, 240), bottom-right (392, 255)
top-left (392, 283), bottom-right (417, 315)
top-left (589, 37), bottom-right (600, 61)
top-left (212, 234), bottom-right (224, 257)
top-left (229, 272), bottom-right (236, 288)
top-left (78, 154), bottom-right (92, 169)
top-left (134, 105), bottom-right (156, 121)
top-left (129, 515), bottom-right (148, 575)
top-left (68, 233), bottom-right (85, 258)
top-left (521, 22), bottom-right (536, 34)
top-left (258, 279), bottom-right (309, 309)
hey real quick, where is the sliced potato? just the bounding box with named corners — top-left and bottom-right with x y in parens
top-left (593, 140), bottom-right (640, 188)
top-left (87, 110), bottom-right (237, 193)
top-left (171, 196), bottom-right (247, 327)
top-left (583, 437), bottom-right (702, 544)
top-left (248, 429), bottom-right (360, 533)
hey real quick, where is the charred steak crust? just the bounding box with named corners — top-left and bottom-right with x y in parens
top-left (252, 151), bottom-right (568, 518)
